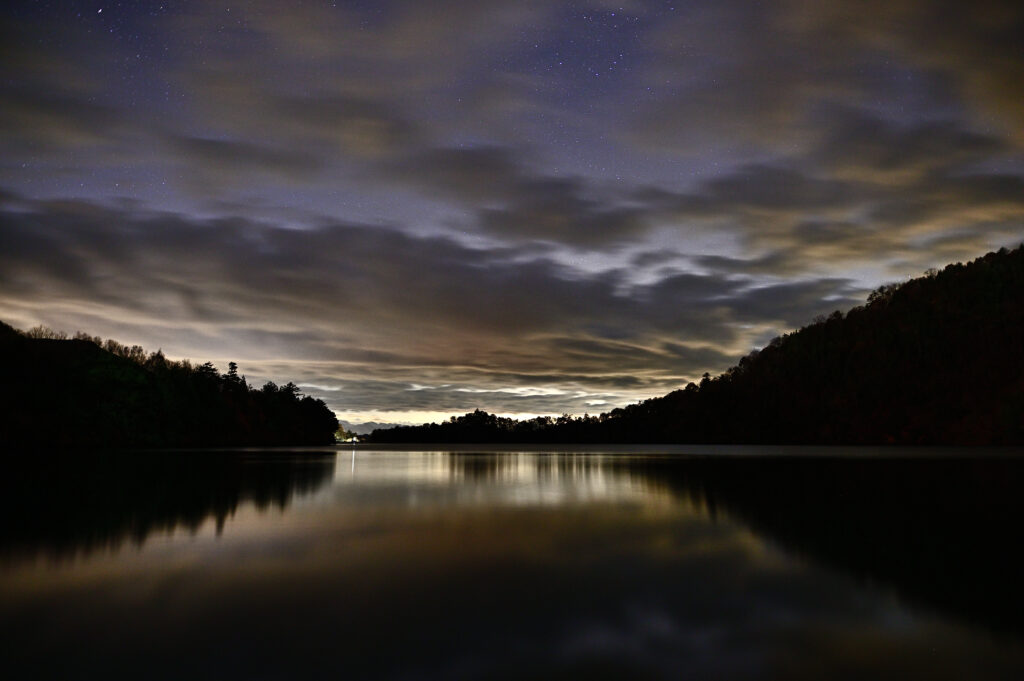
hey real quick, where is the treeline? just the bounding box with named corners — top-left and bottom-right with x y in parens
top-left (371, 244), bottom-right (1024, 445)
top-left (0, 323), bottom-right (338, 448)
top-left (367, 409), bottom-right (606, 444)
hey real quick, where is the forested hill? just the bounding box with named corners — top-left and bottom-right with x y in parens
top-left (370, 245), bottom-right (1024, 445)
top-left (0, 323), bottom-right (338, 448)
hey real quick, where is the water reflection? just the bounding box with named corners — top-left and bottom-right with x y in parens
top-left (1, 448), bottom-right (1023, 680)
top-left (336, 451), bottom-right (674, 509)
top-left (335, 450), bottom-right (1024, 635)
top-left (634, 453), bottom-right (1024, 636)
top-left (0, 451), bottom-right (336, 560)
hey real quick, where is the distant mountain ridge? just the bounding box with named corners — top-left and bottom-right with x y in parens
top-left (0, 323), bottom-right (338, 448)
top-left (370, 245), bottom-right (1024, 445)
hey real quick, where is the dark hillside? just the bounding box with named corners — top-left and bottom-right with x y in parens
top-left (612, 245), bottom-right (1024, 444)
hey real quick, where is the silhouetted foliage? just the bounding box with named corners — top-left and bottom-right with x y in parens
top-left (370, 244), bottom-right (1024, 444)
top-left (0, 323), bottom-right (338, 447)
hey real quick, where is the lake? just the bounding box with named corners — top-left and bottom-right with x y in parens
top-left (2, 446), bottom-right (1023, 679)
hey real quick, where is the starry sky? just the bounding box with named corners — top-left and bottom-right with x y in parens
top-left (2, 1), bottom-right (1023, 427)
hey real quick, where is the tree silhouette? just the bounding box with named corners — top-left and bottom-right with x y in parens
top-left (0, 322), bottom-right (339, 448)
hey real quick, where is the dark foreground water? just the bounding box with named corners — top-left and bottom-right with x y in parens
top-left (2, 446), bottom-right (1023, 680)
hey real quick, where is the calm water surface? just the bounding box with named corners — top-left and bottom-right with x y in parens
top-left (2, 447), bottom-right (1023, 680)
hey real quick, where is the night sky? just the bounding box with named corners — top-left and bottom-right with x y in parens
top-left (2, 1), bottom-right (1023, 427)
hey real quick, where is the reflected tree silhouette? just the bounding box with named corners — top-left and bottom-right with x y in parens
top-left (0, 452), bottom-right (336, 560)
top-left (620, 453), bottom-right (1024, 636)
top-left (5, 448), bottom-right (1022, 641)
top-left (441, 450), bottom-right (1024, 634)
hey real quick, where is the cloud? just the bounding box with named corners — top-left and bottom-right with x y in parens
top-left (372, 107), bottom-right (1022, 267)
top-left (272, 95), bottom-right (421, 158)
top-left (384, 146), bottom-right (522, 202)
top-left (0, 189), bottom-right (869, 416)
top-left (672, 165), bottom-right (862, 216)
top-left (382, 146), bottom-right (650, 246)
top-left (164, 136), bottom-right (325, 188)
top-left (789, 0), bottom-right (1024, 141)
top-left (639, 110), bottom-right (1024, 276)
top-left (693, 252), bottom-right (805, 278)
top-left (810, 105), bottom-right (1009, 182)
top-left (0, 16), bottom-right (125, 156)
top-left (2, 1), bottom-right (1022, 421)
top-left (628, 0), bottom-right (1024, 154)
top-left (629, 1), bottom-right (849, 156)
top-left (0, 85), bottom-right (123, 155)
